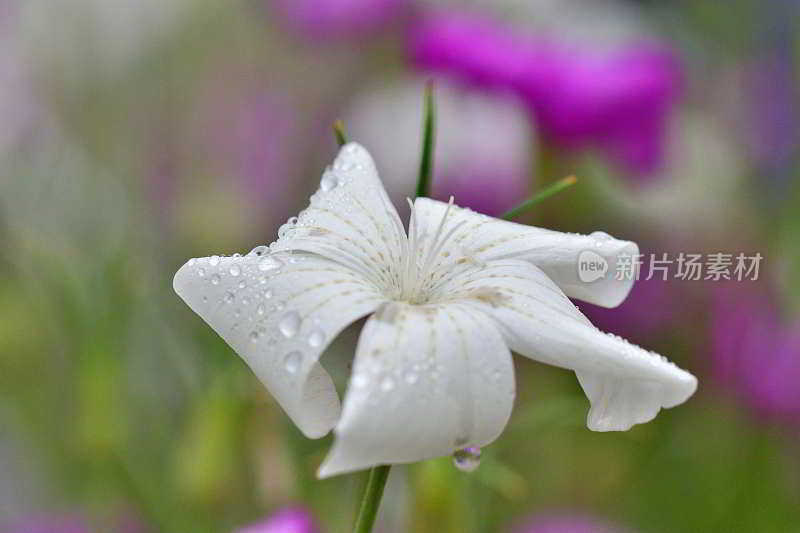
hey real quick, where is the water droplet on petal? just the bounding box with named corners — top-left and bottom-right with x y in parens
top-left (248, 245), bottom-right (269, 256)
top-left (197, 267), bottom-right (206, 277)
top-left (264, 289), bottom-right (273, 299)
top-left (404, 371), bottom-right (419, 385)
top-left (453, 447), bottom-right (481, 472)
top-left (320, 172), bottom-right (339, 192)
top-left (284, 351), bottom-right (302, 373)
top-left (352, 374), bottom-right (369, 388)
top-left (258, 257), bottom-right (282, 272)
top-left (256, 304), bottom-right (266, 316)
top-left (224, 291), bottom-right (235, 303)
top-left (279, 311), bottom-right (301, 338)
top-left (210, 274), bottom-right (220, 285)
top-left (380, 376), bottom-right (395, 392)
top-left (249, 331), bottom-right (260, 343)
top-left (209, 255), bottom-right (220, 266)
top-left (229, 265), bottom-right (241, 276)
top-left (308, 328), bottom-right (325, 347)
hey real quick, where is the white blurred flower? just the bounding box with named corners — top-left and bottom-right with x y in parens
top-left (346, 79), bottom-right (532, 215)
top-left (173, 143), bottom-right (697, 477)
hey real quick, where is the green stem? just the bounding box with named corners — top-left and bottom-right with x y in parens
top-left (353, 465), bottom-right (391, 533)
top-left (500, 175), bottom-right (577, 220)
top-left (415, 81), bottom-right (436, 199)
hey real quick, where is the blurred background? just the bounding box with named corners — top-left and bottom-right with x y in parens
top-left (1, 0), bottom-right (799, 532)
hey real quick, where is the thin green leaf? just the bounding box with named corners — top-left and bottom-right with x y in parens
top-left (500, 175), bottom-right (577, 220)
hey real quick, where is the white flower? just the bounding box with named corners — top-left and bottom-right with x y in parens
top-left (173, 142), bottom-right (697, 478)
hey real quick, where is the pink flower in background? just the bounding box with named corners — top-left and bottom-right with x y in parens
top-left (712, 286), bottom-right (800, 419)
top-left (512, 513), bottom-right (629, 533)
top-left (236, 508), bottom-right (319, 533)
top-left (410, 10), bottom-right (682, 179)
top-left (272, 0), bottom-right (409, 41)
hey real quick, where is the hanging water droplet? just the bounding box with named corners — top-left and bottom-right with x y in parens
top-left (229, 265), bottom-right (241, 276)
top-left (320, 171), bottom-right (339, 192)
top-left (210, 274), bottom-right (220, 285)
top-left (308, 328), bottom-right (325, 347)
top-left (283, 351), bottom-right (302, 373)
top-left (258, 256), bottom-right (282, 271)
top-left (279, 311), bottom-right (301, 338)
top-left (452, 447), bottom-right (481, 472)
top-left (209, 255), bottom-right (220, 266)
top-left (380, 376), bottom-right (395, 392)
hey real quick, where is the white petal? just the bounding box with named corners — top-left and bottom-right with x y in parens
top-left (438, 259), bottom-right (697, 432)
top-left (318, 301), bottom-right (515, 478)
top-left (173, 252), bottom-right (384, 438)
top-left (270, 143), bottom-right (405, 291)
top-left (412, 197), bottom-right (639, 308)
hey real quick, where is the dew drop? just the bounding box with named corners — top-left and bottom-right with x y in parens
top-left (452, 447), bottom-right (481, 472)
top-left (238, 280), bottom-right (247, 289)
top-left (308, 328), bottom-right (326, 348)
top-left (320, 172), bottom-right (339, 192)
top-left (256, 304), bottom-right (266, 316)
top-left (279, 311), bottom-right (301, 338)
top-left (249, 245), bottom-right (269, 256)
top-left (249, 331), bottom-right (260, 343)
top-left (210, 274), bottom-right (220, 285)
top-left (197, 267), bottom-right (206, 277)
top-left (224, 291), bottom-right (235, 303)
top-left (258, 257), bottom-right (282, 271)
top-left (209, 255), bottom-right (220, 266)
top-left (264, 289), bottom-right (273, 299)
top-left (283, 351), bottom-right (302, 374)
top-left (229, 265), bottom-right (241, 276)
top-left (380, 376), bottom-right (395, 392)
top-left (404, 371), bottom-right (419, 385)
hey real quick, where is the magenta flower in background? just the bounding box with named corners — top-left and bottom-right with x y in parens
top-left (512, 513), bottom-right (629, 533)
top-left (712, 286), bottom-right (800, 420)
top-left (272, 0), bottom-right (409, 41)
top-left (236, 508), bottom-right (319, 533)
top-left (410, 10), bottom-right (682, 179)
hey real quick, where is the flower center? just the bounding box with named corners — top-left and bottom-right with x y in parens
top-left (393, 197), bottom-right (468, 305)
